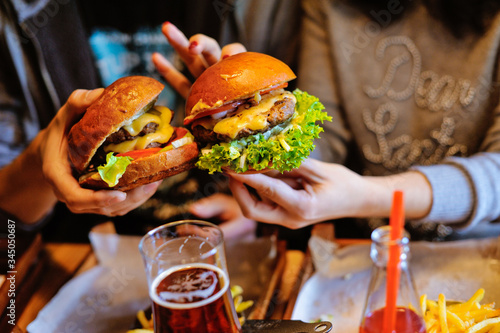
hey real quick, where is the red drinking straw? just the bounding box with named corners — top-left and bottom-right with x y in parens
top-left (383, 191), bottom-right (405, 333)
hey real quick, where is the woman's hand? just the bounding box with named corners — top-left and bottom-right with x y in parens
top-left (38, 88), bottom-right (161, 217)
top-left (152, 22), bottom-right (246, 98)
top-left (189, 193), bottom-right (257, 244)
top-left (227, 159), bottom-right (373, 229)
top-left (228, 158), bottom-right (433, 229)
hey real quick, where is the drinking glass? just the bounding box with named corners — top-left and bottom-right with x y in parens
top-left (139, 220), bottom-right (241, 333)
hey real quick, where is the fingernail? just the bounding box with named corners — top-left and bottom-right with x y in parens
top-left (162, 21), bottom-right (170, 29)
top-left (222, 54), bottom-right (230, 59)
top-left (189, 41), bottom-right (198, 50)
top-left (143, 182), bottom-right (159, 194)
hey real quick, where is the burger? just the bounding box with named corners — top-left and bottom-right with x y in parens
top-left (68, 76), bottom-right (199, 191)
top-left (184, 52), bottom-right (331, 174)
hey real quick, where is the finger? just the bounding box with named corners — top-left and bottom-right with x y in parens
top-left (121, 181), bottom-right (160, 205)
top-left (60, 88), bottom-right (104, 131)
top-left (162, 22), bottom-right (207, 77)
top-left (66, 88), bottom-right (104, 111)
top-left (51, 173), bottom-right (127, 214)
top-left (152, 52), bottom-right (191, 98)
top-left (189, 193), bottom-right (228, 218)
top-left (219, 218), bottom-right (257, 243)
top-left (224, 169), bottom-right (301, 189)
top-left (277, 159), bottom-right (327, 184)
top-left (104, 181), bottom-right (162, 216)
top-left (221, 43), bottom-right (247, 59)
top-left (278, 178), bottom-right (304, 189)
top-left (229, 177), bottom-right (291, 225)
top-left (40, 121), bottom-right (125, 214)
top-left (188, 34), bottom-right (221, 65)
top-left (229, 172), bottom-right (316, 217)
top-left (46, 160), bottom-right (126, 212)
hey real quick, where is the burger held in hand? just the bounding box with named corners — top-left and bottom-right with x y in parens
top-left (184, 52), bottom-right (331, 174)
top-left (68, 76), bottom-right (199, 191)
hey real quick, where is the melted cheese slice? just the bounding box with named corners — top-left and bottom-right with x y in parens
top-left (213, 91), bottom-right (296, 139)
top-left (104, 106), bottom-right (174, 153)
top-left (122, 113), bottom-right (160, 136)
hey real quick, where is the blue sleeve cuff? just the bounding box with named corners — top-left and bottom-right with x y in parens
top-left (411, 164), bottom-right (473, 228)
top-left (411, 153), bottom-right (500, 232)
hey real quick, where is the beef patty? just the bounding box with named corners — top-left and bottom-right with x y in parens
top-left (104, 122), bottom-right (159, 145)
top-left (87, 122), bottom-right (162, 171)
top-left (192, 97), bottom-right (296, 144)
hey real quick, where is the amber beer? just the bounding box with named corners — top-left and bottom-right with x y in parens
top-left (150, 263), bottom-right (240, 333)
top-left (140, 221), bottom-right (240, 333)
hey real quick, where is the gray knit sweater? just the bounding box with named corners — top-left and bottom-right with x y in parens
top-left (300, 0), bottom-right (500, 235)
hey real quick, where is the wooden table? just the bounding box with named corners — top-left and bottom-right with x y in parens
top-left (1, 234), bottom-right (96, 333)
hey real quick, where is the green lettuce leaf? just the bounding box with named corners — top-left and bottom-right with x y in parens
top-left (97, 153), bottom-right (133, 187)
top-left (196, 89), bottom-right (332, 174)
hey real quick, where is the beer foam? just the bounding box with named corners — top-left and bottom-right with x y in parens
top-left (158, 269), bottom-right (217, 303)
top-left (150, 263), bottom-right (228, 310)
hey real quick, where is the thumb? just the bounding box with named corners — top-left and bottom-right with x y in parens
top-left (62, 88), bottom-right (104, 127)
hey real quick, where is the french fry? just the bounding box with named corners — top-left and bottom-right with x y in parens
top-left (137, 309), bottom-right (152, 329)
top-left (422, 289), bottom-right (500, 333)
top-left (487, 323), bottom-right (500, 333)
top-left (421, 294), bottom-right (428, 316)
top-left (447, 310), bottom-right (466, 331)
top-left (439, 294), bottom-right (450, 333)
top-left (465, 318), bottom-right (500, 333)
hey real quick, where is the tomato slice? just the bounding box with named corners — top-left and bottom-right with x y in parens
top-left (164, 127), bottom-right (189, 145)
top-left (173, 127), bottom-right (188, 139)
top-left (116, 147), bottom-right (161, 160)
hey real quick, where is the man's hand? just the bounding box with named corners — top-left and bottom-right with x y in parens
top-left (39, 88), bottom-right (161, 217)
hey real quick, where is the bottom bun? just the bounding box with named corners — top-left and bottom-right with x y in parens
top-left (80, 142), bottom-right (199, 191)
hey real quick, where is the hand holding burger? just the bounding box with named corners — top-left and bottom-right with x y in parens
top-left (0, 87), bottom-right (167, 224)
top-left (68, 76), bottom-right (199, 191)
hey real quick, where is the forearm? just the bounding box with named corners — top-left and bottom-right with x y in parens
top-left (361, 171), bottom-right (432, 220)
top-left (0, 130), bottom-right (57, 224)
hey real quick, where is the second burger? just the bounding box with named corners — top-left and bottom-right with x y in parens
top-left (184, 52), bottom-right (331, 174)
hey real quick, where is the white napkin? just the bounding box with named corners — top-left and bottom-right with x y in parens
top-left (292, 237), bottom-right (500, 333)
top-left (308, 235), bottom-right (371, 279)
top-left (27, 232), bottom-right (149, 333)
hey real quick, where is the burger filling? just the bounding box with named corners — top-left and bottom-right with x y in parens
top-left (84, 105), bottom-right (194, 187)
top-left (103, 105), bottom-right (174, 154)
top-left (194, 89), bottom-right (331, 174)
top-left (191, 89), bottom-right (297, 143)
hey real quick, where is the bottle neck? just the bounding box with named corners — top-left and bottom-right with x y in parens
top-left (370, 226), bottom-right (410, 268)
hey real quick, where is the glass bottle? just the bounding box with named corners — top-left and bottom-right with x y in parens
top-left (359, 226), bottom-right (426, 333)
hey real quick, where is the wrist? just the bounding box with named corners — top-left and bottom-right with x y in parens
top-left (29, 128), bottom-right (46, 170)
top-left (360, 176), bottom-right (393, 218)
top-left (363, 172), bottom-right (432, 220)
top-left (0, 129), bottom-right (57, 224)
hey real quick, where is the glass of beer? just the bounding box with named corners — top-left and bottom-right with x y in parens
top-left (139, 220), bottom-right (241, 333)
